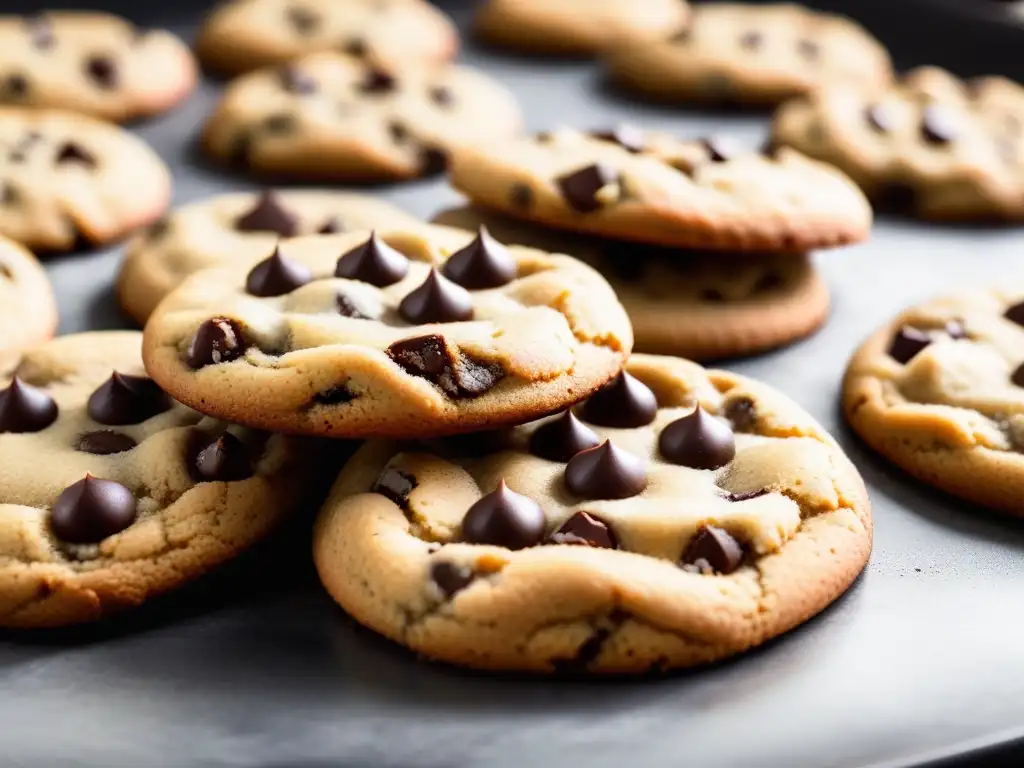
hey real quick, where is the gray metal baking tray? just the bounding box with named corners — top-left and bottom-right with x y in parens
top-left (3, 1), bottom-right (1024, 766)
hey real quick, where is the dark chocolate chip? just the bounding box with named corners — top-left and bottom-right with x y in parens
top-left (335, 232), bottom-right (409, 287)
top-left (387, 334), bottom-right (504, 398)
top-left (888, 326), bottom-right (932, 364)
top-left (336, 292), bottom-right (371, 319)
top-left (441, 226), bottom-right (517, 289)
top-left (189, 432), bottom-right (254, 483)
top-left (25, 14), bottom-right (54, 50)
top-left (681, 525), bottom-right (744, 575)
top-left (50, 475), bottom-right (137, 544)
top-left (263, 113), bottom-right (297, 134)
top-left (430, 561), bottom-right (474, 597)
top-left (318, 216), bottom-right (345, 234)
top-left (278, 66), bottom-right (317, 94)
top-left (659, 406), bottom-right (736, 470)
top-left (419, 146), bottom-right (449, 176)
top-left (921, 104), bottom-right (958, 145)
top-left (739, 31), bottom-right (763, 50)
top-left (509, 183), bottom-right (534, 210)
top-left (398, 269), bottom-right (474, 324)
top-left (343, 37), bottom-right (368, 57)
top-left (84, 55), bottom-right (118, 89)
top-left (724, 397), bottom-right (756, 432)
top-left (797, 39), bottom-right (820, 60)
top-left (286, 5), bottom-right (320, 34)
top-left (556, 163), bottom-right (620, 213)
top-left (529, 410), bottom-right (601, 463)
top-left (865, 103), bottom-right (896, 134)
top-left (55, 142), bottom-right (97, 168)
top-left (429, 85), bottom-right (454, 107)
top-left (76, 430), bottom-right (137, 455)
top-left (87, 372), bottom-right (171, 426)
top-left (245, 245), bottom-right (312, 297)
top-left (1012, 363), bottom-right (1024, 388)
top-left (564, 440), bottom-right (647, 500)
top-left (372, 467), bottom-right (417, 507)
top-left (702, 136), bottom-right (739, 163)
top-left (591, 125), bottom-right (645, 153)
top-left (723, 488), bottom-right (769, 502)
top-left (1004, 300), bottom-right (1024, 327)
top-left (388, 121), bottom-right (409, 144)
top-left (548, 511), bottom-right (616, 548)
top-left (358, 68), bottom-right (397, 94)
top-left (578, 371), bottom-right (658, 429)
top-left (186, 317), bottom-right (247, 369)
top-left (2, 74), bottom-right (29, 100)
top-left (312, 385), bottom-right (356, 405)
top-left (0, 376), bottom-right (58, 433)
top-left (461, 479), bottom-right (546, 550)
top-left (234, 191), bottom-right (300, 237)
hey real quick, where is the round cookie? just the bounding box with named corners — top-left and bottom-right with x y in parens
top-left (0, 12), bottom-right (196, 122)
top-left (474, 0), bottom-right (688, 57)
top-left (606, 3), bottom-right (891, 106)
top-left (844, 288), bottom-right (1024, 515)
top-left (0, 235), bottom-right (57, 370)
top-left (142, 225), bottom-right (633, 438)
top-left (196, 0), bottom-right (458, 77)
top-left (313, 354), bottom-right (873, 673)
top-left (448, 127), bottom-right (872, 252)
top-left (0, 107), bottom-right (171, 251)
top-left (117, 190), bottom-right (422, 324)
top-left (0, 331), bottom-right (320, 628)
top-left (203, 52), bottom-right (522, 182)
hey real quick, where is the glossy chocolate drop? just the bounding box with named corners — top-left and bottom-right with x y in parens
top-left (564, 441), bottom-right (647, 500)
top-left (441, 226), bottom-right (517, 289)
top-left (358, 68), bottom-right (397, 94)
top-left (245, 245), bottom-right (312, 297)
top-left (888, 326), bottom-right (932, 364)
top-left (555, 163), bottom-right (620, 213)
top-left (548, 511), bottom-right (616, 549)
top-left (0, 377), bottom-right (58, 433)
top-left (87, 372), bottom-right (171, 426)
top-left (529, 410), bottom-right (601, 463)
top-left (50, 474), bottom-right (137, 544)
top-left (189, 432), bottom-right (254, 483)
top-left (335, 232), bottom-right (409, 287)
top-left (461, 479), bottom-right (546, 550)
top-left (85, 55), bottom-right (118, 89)
top-left (1004, 300), bottom-right (1024, 327)
top-left (398, 269), bottom-right (474, 324)
top-left (681, 525), bottom-right (744, 575)
top-left (658, 407), bottom-right (736, 470)
top-left (234, 191), bottom-right (300, 237)
top-left (186, 317), bottom-right (247, 369)
top-left (578, 371), bottom-right (658, 428)
top-left (430, 561), bottom-right (474, 596)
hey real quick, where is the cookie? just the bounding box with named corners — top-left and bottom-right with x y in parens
top-left (0, 331), bottom-right (322, 628)
top-left (474, 0), bottom-right (688, 57)
top-left (313, 353), bottom-right (872, 672)
top-left (0, 108), bottom-right (171, 251)
top-left (203, 52), bottom-right (522, 182)
top-left (117, 190), bottom-right (422, 324)
top-left (771, 67), bottom-right (1024, 220)
top-left (0, 12), bottom-right (196, 123)
top-left (434, 206), bottom-right (829, 360)
top-left (449, 127), bottom-right (872, 252)
top-left (844, 288), bottom-right (1024, 515)
top-left (0, 235), bottom-right (56, 370)
top-left (196, 0), bottom-right (458, 77)
top-left (141, 225), bottom-right (633, 438)
top-left (606, 3), bottom-right (891, 106)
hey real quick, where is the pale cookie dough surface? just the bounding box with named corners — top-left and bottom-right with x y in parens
top-left (0, 108), bottom-right (171, 251)
top-left (117, 190), bottom-right (422, 324)
top-left (142, 225), bottom-right (632, 438)
top-left (844, 287), bottom-right (1024, 515)
top-left (203, 52), bottom-right (523, 182)
top-left (448, 127), bottom-right (872, 252)
top-left (434, 206), bottom-right (829, 360)
top-left (606, 3), bottom-right (891, 106)
top-left (0, 235), bottom-right (56, 370)
top-left (314, 354), bottom-right (872, 673)
top-left (0, 12), bottom-right (197, 122)
top-left (196, 0), bottom-right (458, 76)
top-left (474, 0), bottom-right (688, 57)
top-left (772, 67), bottom-right (1024, 220)
top-left (0, 331), bottom-right (320, 628)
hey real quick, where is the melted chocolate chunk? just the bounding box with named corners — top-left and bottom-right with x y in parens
top-left (723, 488), bottom-right (769, 502)
top-left (2, 74), bottom-right (29, 100)
top-left (681, 525), bottom-right (744, 575)
top-left (419, 146), bottom-right (449, 176)
top-left (461, 479), bottom-right (546, 550)
top-left (76, 431), bottom-right (137, 455)
top-left (1012, 363), bottom-right (1024, 388)
top-left (50, 475), bottom-right (137, 544)
top-left (430, 561), bottom-right (474, 597)
top-left (578, 371), bottom-right (658, 428)
top-left (358, 68), bottom-right (397, 94)
top-left (441, 226), bottom-right (517, 289)
top-left (548, 511), bottom-right (616, 549)
top-left (279, 66), bottom-right (317, 94)
top-left (85, 55), bottom-right (118, 89)
top-left (1004, 301), bottom-right (1024, 327)
top-left (335, 232), bottom-right (409, 286)
top-left (387, 335), bottom-right (504, 398)
top-left (398, 269), bottom-right (474, 324)
top-left (888, 326), bottom-right (932, 364)
top-left (234, 191), bottom-right (300, 237)
top-left (318, 216), bottom-right (345, 234)
top-left (245, 245), bottom-right (312, 297)
top-left (312, 385), bottom-right (356, 405)
top-left (372, 467), bottom-right (417, 507)
top-left (87, 372), bottom-right (171, 426)
top-left (55, 142), bottom-right (96, 168)
top-left (0, 377), bottom-right (58, 433)
top-left (186, 317), bottom-right (247, 369)
top-left (659, 407), bottom-right (736, 470)
top-left (429, 85), bottom-right (454, 107)
top-left (509, 183), bottom-right (534, 210)
top-left (388, 121), bottom-right (409, 144)
top-left (529, 410), bottom-right (601, 463)
top-left (564, 441), bottom-right (647, 500)
top-left (336, 292), bottom-right (371, 319)
top-left (724, 397), bottom-right (756, 432)
top-left (286, 5), bottom-right (320, 34)
top-left (591, 125), bottom-right (645, 153)
top-left (189, 432), bottom-right (254, 483)
top-left (555, 163), bottom-right (620, 213)
top-left (921, 104), bottom-right (958, 145)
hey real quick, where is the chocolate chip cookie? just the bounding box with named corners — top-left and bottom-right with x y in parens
top-left (606, 3), bottom-right (891, 106)
top-left (197, 0), bottom-right (458, 77)
top-left (449, 127), bottom-right (872, 252)
top-left (772, 67), bottom-right (1024, 220)
top-left (844, 288), bottom-right (1024, 515)
top-left (0, 235), bottom-right (56, 370)
top-left (141, 225), bottom-right (632, 438)
top-left (0, 331), bottom-right (322, 628)
top-left (203, 52), bottom-right (522, 181)
top-left (0, 107), bottom-right (171, 251)
top-left (117, 190), bottom-right (421, 324)
top-left (433, 206), bottom-right (829, 360)
top-left (474, 0), bottom-right (689, 57)
top-left (0, 12), bottom-right (196, 122)
top-left (313, 354), bottom-right (872, 672)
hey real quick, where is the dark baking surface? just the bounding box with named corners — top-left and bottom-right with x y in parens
top-left (4, 1), bottom-right (1024, 766)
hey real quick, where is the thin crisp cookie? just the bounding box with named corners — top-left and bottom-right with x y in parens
top-left (0, 235), bottom-right (56, 371)
top-left (313, 354), bottom-right (872, 673)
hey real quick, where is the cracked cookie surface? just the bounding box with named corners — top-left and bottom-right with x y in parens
top-left (142, 225), bottom-right (632, 438)
top-left (0, 107), bottom-right (171, 251)
top-left (434, 205), bottom-right (829, 360)
top-left (844, 288), bottom-right (1024, 515)
top-left (474, 0), bottom-right (688, 57)
top-left (196, 0), bottom-right (458, 77)
top-left (313, 354), bottom-right (872, 673)
top-left (448, 127), bottom-right (871, 252)
top-left (117, 189), bottom-right (421, 324)
top-left (203, 52), bottom-right (522, 182)
top-left (0, 12), bottom-right (196, 122)
top-left (772, 67), bottom-right (1024, 220)
top-left (0, 235), bottom-right (56, 370)
top-left (0, 331), bottom-right (320, 628)
top-left (606, 3), bottom-right (890, 106)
